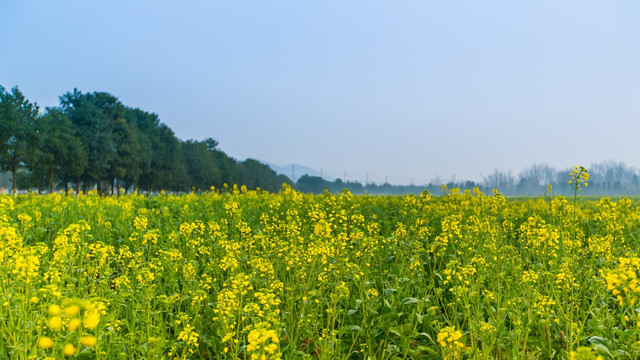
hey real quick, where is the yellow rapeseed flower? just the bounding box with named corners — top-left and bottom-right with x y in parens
top-left (38, 336), bottom-right (54, 349)
top-left (83, 312), bottom-right (100, 330)
top-left (570, 346), bottom-right (603, 360)
top-left (48, 304), bottom-right (61, 315)
top-left (68, 318), bottom-right (81, 331)
top-left (64, 304), bottom-right (80, 317)
top-left (48, 316), bottom-right (62, 330)
top-left (63, 343), bottom-right (76, 357)
top-left (80, 336), bottom-right (97, 347)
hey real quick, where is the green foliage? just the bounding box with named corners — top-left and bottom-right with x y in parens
top-left (1, 84), bottom-right (289, 194)
top-left (0, 86), bottom-right (39, 193)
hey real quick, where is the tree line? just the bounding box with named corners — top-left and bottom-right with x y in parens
top-left (296, 161), bottom-right (640, 196)
top-left (3, 84), bottom-right (640, 197)
top-left (0, 85), bottom-right (291, 195)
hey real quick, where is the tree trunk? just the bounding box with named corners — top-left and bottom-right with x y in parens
top-left (12, 161), bottom-right (17, 195)
top-left (65, 181), bottom-right (69, 195)
top-left (116, 177), bottom-right (121, 196)
top-left (50, 165), bottom-right (55, 194)
top-left (97, 179), bottom-right (102, 195)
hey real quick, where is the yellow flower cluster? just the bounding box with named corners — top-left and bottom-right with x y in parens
top-left (178, 323), bottom-right (199, 348)
top-left (437, 326), bottom-right (465, 358)
top-left (603, 257), bottom-right (640, 306)
top-left (569, 166), bottom-right (589, 190)
top-left (570, 347), bottom-right (603, 360)
top-left (246, 324), bottom-right (280, 360)
top-left (37, 299), bottom-right (100, 357)
top-left (522, 269), bottom-right (539, 283)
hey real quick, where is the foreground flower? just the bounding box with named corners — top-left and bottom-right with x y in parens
top-left (65, 305), bottom-right (80, 317)
top-left (570, 347), bottom-right (603, 360)
top-left (48, 316), bottom-right (62, 330)
top-left (437, 326), bottom-right (465, 358)
top-left (63, 343), bottom-right (76, 357)
top-left (38, 336), bottom-right (54, 349)
top-left (48, 304), bottom-right (61, 316)
top-left (68, 318), bottom-right (81, 331)
top-left (83, 312), bottom-right (100, 330)
top-left (80, 336), bottom-right (97, 347)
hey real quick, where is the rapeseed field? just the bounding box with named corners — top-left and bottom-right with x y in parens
top-left (1, 171), bottom-right (638, 359)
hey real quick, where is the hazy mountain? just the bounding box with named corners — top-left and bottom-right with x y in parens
top-left (266, 163), bottom-right (336, 182)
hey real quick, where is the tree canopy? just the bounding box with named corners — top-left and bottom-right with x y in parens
top-left (0, 85), bottom-right (291, 194)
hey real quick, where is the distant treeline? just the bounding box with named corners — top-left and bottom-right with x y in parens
top-left (3, 85), bottom-right (640, 197)
top-left (0, 85), bottom-right (290, 194)
top-left (296, 161), bottom-right (640, 196)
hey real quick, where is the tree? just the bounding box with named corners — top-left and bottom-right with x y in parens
top-left (0, 86), bottom-right (39, 194)
top-left (60, 90), bottom-right (120, 194)
top-left (236, 158), bottom-right (291, 192)
top-left (138, 122), bottom-right (188, 192)
top-left (296, 174), bottom-right (329, 194)
top-left (211, 150), bottom-right (238, 188)
top-left (59, 131), bottom-right (87, 195)
top-left (482, 169), bottom-right (515, 194)
top-left (123, 108), bottom-right (155, 192)
top-left (109, 117), bottom-right (140, 195)
top-left (517, 163), bottom-right (556, 195)
top-left (182, 139), bottom-right (220, 191)
top-left (31, 108), bottom-right (88, 194)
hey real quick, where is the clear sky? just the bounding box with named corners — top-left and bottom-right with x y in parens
top-left (2, 1), bottom-right (639, 185)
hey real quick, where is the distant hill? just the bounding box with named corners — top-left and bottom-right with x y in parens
top-left (266, 163), bottom-right (336, 182)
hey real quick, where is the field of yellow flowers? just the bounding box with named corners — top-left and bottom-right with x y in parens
top-left (1, 178), bottom-right (639, 359)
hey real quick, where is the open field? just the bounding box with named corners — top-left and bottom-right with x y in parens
top-left (0, 184), bottom-right (638, 359)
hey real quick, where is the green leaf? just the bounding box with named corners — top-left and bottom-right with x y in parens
top-left (385, 288), bottom-right (397, 297)
top-left (414, 312), bottom-right (424, 324)
top-left (386, 344), bottom-right (400, 354)
top-left (587, 336), bottom-right (610, 347)
top-left (346, 325), bottom-right (362, 332)
top-left (414, 345), bottom-right (439, 356)
top-left (593, 344), bottom-right (612, 358)
top-left (388, 327), bottom-right (402, 337)
top-left (401, 297), bottom-right (419, 305)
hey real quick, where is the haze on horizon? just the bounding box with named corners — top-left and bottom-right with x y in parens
top-left (1, 1), bottom-right (639, 185)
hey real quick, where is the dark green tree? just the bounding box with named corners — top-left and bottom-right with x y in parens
top-left (211, 150), bottom-right (238, 188)
top-left (236, 158), bottom-right (291, 192)
top-left (60, 90), bottom-right (120, 194)
top-left (109, 117), bottom-right (140, 195)
top-left (138, 122), bottom-right (188, 192)
top-left (123, 108), bottom-right (154, 192)
top-left (295, 174), bottom-right (329, 194)
top-left (0, 86), bottom-right (39, 194)
top-left (181, 139), bottom-right (221, 191)
top-left (32, 108), bottom-right (84, 193)
top-left (59, 131), bottom-right (88, 195)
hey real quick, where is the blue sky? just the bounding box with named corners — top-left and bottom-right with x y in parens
top-left (1, 1), bottom-right (639, 184)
